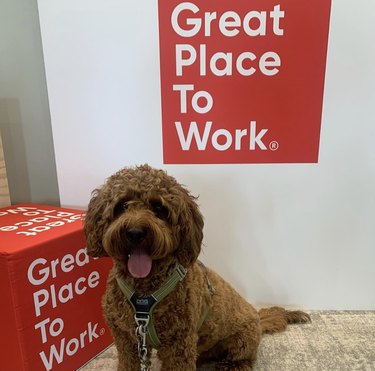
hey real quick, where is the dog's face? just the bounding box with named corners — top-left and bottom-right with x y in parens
top-left (84, 165), bottom-right (204, 278)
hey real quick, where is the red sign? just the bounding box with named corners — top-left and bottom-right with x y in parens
top-left (0, 204), bottom-right (112, 371)
top-left (158, 0), bottom-right (331, 163)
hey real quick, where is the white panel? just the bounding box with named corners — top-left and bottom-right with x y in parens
top-left (38, 0), bottom-right (375, 309)
top-left (38, 0), bottom-right (164, 206)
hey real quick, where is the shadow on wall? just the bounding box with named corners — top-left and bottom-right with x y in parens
top-left (0, 134), bottom-right (10, 207)
top-left (0, 98), bottom-right (31, 204)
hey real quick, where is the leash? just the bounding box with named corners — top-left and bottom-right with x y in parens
top-left (134, 315), bottom-right (151, 371)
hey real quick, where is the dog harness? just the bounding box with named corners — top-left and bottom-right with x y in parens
top-left (116, 261), bottom-right (215, 353)
top-left (116, 264), bottom-right (188, 350)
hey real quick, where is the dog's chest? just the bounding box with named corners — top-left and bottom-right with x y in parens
top-left (108, 282), bottom-right (191, 344)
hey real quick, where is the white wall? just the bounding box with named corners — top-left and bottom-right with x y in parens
top-left (38, 0), bottom-right (375, 310)
top-left (0, 0), bottom-right (59, 205)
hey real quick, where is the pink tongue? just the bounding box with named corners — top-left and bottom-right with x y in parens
top-left (127, 247), bottom-right (152, 278)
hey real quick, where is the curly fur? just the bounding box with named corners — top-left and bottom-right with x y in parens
top-left (85, 164), bottom-right (310, 371)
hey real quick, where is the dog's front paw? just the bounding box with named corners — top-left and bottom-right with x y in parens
top-left (215, 360), bottom-right (252, 371)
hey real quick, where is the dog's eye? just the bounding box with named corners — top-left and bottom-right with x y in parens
top-left (113, 200), bottom-right (128, 218)
top-left (150, 201), bottom-right (169, 220)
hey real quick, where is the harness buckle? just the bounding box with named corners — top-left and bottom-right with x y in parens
top-left (134, 313), bottom-right (150, 330)
top-left (176, 264), bottom-right (187, 279)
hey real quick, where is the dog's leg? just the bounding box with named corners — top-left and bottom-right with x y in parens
top-left (111, 326), bottom-right (148, 371)
top-left (157, 333), bottom-right (199, 371)
top-left (215, 359), bottom-right (253, 371)
top-left (214, 319), bottom-right (261, 371)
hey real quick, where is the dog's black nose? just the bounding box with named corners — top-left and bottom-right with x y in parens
top-left (126, 228), bottom-right (146, 244)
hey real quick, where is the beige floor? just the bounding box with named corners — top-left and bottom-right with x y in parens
top-left (80, 311), bottom-right (375, 371)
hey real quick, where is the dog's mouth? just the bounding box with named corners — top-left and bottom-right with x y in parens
top-left (127, 246), bottom-right (152, 279)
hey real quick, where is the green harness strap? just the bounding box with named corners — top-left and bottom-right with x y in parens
top-left (196, 261), bottom-right (216, 329)
top-left (116, 263), bottom-right (215, 349)
top-left (116, 265), bottom-right (187, 349)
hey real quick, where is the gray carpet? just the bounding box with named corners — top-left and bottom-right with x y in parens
top-left (80, 311), bottom-right (375, 370)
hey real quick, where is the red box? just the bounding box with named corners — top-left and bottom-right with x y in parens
top-left (0, 204), bottom-right (113, 371)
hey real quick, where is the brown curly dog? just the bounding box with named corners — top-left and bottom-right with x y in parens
top-left (84, 164), bottom-right (310, 371)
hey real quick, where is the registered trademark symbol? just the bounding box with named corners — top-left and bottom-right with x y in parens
top-left (100, 328), bottom-right (105, 336)
top-left (269, 141), bottom-right (279, 151)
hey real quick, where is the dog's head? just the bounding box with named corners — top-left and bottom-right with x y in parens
top-left (84, 164), bottom-right (204, 278)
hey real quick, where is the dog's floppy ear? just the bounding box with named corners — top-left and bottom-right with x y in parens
top-left (84, 188), bottom-right (109, 258)
top-left (176, 193), bottom-right (204, 267)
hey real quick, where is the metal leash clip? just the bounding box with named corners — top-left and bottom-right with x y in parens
top-left (135, 314), bottom-right (151, 371)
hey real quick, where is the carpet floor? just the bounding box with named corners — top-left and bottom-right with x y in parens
top-left (80, 311), bottom-right (375, 370)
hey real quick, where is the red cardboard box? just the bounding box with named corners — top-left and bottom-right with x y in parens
top-left (0, 204), bottom-right (113, 371)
